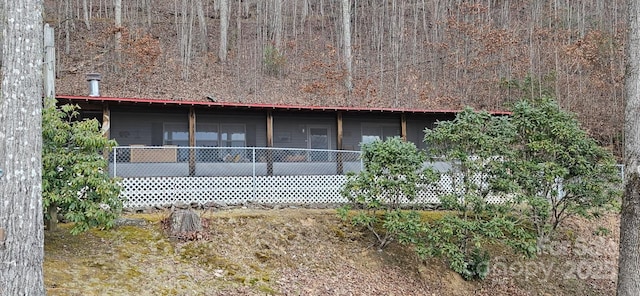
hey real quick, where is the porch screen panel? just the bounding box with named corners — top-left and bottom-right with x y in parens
top-left (361, 124), bottom-right (401, 145)
top-left (272, 113), bottom-right (336, 149)
top-left (246, 124), bottom-right (257, 146)
top-left (164, 123), bottom-right (189, 162)
top-left (361, 126), bottom-right (382, 145)
top-left (406, 114), bottom-right (455, 150)
top-left (221, 124), bottom-right (246, 146)
top-left (406, 118), bottom-right (434, 150)
top-left (382, 126), bottom-right (401, 139)
top-left (221, 124), bottom-right (247, 160)
top-left (196, 123), bottom-right (219, 162)
top-left (110, 110), bottom-right (188, 146)
top-left (196, 111), bottom-right (266, 147)
top-left (341, 114), bottom-right (400, 150)
top-left (164, 123), bottom-right (189, 146)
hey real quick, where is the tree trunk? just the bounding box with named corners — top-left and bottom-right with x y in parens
top-left (146, 0), bottom-right (152, 29)
top-left (44, 24), bottom-right (56, 99)
top-left (341, 0), bottom-right (353, 92)
top-left (301, 0), bottom-right (308, 22)
top-left (0, 1), bottom-right (4, 75)
top-left (114, 0), bottom-right (122, 68)
top-left (64, 0), bottom-right (71, 54)
top-left (82, 0), bottom-right (91, 30)
top-left (195, 0), bottom-right (208, 53)
top-left (218, 0), bottom-right (229, 62)
top-left (178, 0), bottom-right (194, 80)
top-left (0, 0), bottom-right (45, 294)
top-left (45, 203), bottom-right (59, 232)
top-left (617, 0), bottom-right (640, 294)
top-left (271, 0), bottom-right (283, 50)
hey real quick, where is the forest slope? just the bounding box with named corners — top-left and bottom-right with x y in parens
top-left (44, 0), bottom-right (627, 155)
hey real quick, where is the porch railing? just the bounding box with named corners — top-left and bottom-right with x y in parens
top-left (109, 146), bottom-right (363, 178)
top-left (109, 146), bottom-right (366, 207)
top-left (107, 146), bottom-right (626, 208)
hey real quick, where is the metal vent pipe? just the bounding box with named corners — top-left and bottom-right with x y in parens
top-left (86, 73), bottom-right (101, 97)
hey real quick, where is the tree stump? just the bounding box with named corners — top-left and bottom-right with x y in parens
top-left (168, 209), bottom-right (203, 237)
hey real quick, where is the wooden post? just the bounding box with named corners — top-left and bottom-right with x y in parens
top-left (0, 227), bottom-right (5, 249)
top-left (102, 104), bottom-right (110, 138)
top-left (102, 104), bottom-right (111, 160)
top-left (44, 24), bottom-right (55, 99)
top-left (337, 112), bottom-right (344, 174)
top-left (401, 113), bottom-right (407, 141)
top-left (266, 110), bottom-right (274, 175)
top-left (188, 107), bottom-right (196, 176)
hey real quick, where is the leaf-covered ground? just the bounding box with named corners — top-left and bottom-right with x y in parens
top-left (44, 209), bottom-right (619, 295)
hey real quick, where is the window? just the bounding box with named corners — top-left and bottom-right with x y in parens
top-left (164, 123), bottom-right (249, 162)
top-left (196, 123), bottom-right (219, 147)
top-left (361, 124), bottom-right (400, 145)
top-left (163, 123), bottom-right (189, 146)
top-left (220, 124), bottom-right (246, 147)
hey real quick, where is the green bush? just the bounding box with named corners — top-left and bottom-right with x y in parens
top-left (506, 98), bottom-right (620, 244)
top-left (420, 108), bottom-right (536, 280)
top-left (42, 98), bottom-right (123, 234)
top-left (337, 98), bottom-right (619, 281)
top-left (338, 137), bottom-right (434, 249)
top-left (418, 99), bottom-right (619, 279)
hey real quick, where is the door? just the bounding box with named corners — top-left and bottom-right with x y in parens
top-left (308, 126), bottom-right (330, 161)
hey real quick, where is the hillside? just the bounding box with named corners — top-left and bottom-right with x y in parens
top-left (44, 208), bottom-right (619, 295)
top-left (44, 0), bottom-right (627, 155)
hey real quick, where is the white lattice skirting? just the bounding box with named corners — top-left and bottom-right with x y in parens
top-left (121, 175), bottom-right (458, 208)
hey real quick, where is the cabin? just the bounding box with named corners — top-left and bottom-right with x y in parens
top-left (55, 93), bottom-right (508, 208)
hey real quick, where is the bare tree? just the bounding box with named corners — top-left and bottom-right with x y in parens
top-left (195, 0), bottom-right (208, 53)
top-left (0, 0), bottom-right (45, 294)
top-left (82, 0), bottom-right (91, 30)
top-left (145, 0), bottom-right (153, 29)
top-left (301, 0), bottom-right (309, 22)
top-left (219, 0), bottom-right (229, 62)
top-left (270, 0), bottom-right (283, 50)
top-left (64, 0), bottom-right (71, 54)
top-left (341, 0), bottom-right (353, 92)
top-left (390, 0), bottom-right (404, 107)
top-left (177, 0), bottom-right (195, 80)
top-left (617, 0), bottom-right (640, 294)
top-left (115, 0), bottom-right (122, 66)
top-left (0, 1), bottom-right (3, 72)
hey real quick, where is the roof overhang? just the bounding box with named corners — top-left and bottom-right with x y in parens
top-left (55, 95), bottom-right (511, 115)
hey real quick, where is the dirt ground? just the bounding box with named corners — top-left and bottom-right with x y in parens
top-left (44, 208), bottom-right (619, 296)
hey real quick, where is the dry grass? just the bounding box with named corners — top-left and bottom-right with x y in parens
top-left (44, 209), bottom-right (619, 296)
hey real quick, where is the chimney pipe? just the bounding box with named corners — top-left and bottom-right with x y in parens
top-left (86, 73), bottom-right (101, 97)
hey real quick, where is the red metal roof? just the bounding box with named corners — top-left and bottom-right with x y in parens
top-left (55, 95), bottom-right (511, 115)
